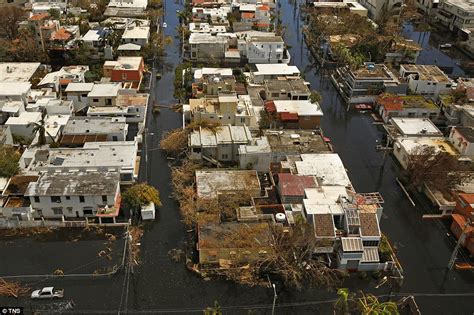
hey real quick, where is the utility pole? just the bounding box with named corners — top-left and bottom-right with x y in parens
top-left (267, 275), bottom-right (277, 315)
top-left (447, 214), bottom-right (473, 270)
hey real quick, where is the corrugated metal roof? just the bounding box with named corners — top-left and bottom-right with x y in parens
top-left (341, 237), bottom-right (363, 252)
top-left (362, 247), bottom-right (380, 263)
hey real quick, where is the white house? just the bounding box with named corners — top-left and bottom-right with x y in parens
top-left (295, 153), bottom-right (352, 187)
top-left (250, 64), bottom-right (300, 84)
top-left (5, 112), bottom-right (42, 142)
top-left (449, 126), bottom-right (474, 156)
top-left (436, 0), bottom-right (474, 32)
top-left (87, 90), bottom-right (148, 123)
top-left (26, 171), bottom-right (121, 221)
top-left (60, 117), bottom-right (128, 146)
top-left (30, 98), bottom-right (74, 116)
top-left (390, 117), bottom-right (443, 137)
top-left (400, 64), bottom-right (453, 97)
top-left (245, 35), bottom-right (289, 64)
top-left (121, 25), bottom-right (150, 47)
top-left (65, 82), bottom-right (95, 112)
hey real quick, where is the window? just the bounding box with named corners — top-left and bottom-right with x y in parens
top-left (93, 98), bottom-right (99, 103)
top-left (52, 207), bottom-right (63, 215)
top-left (65, 196), bottom-right (71, 200)
top-left (79, 196), bottom-right (85, 203)
top-left (106, 98), bottom-right (112, 105)
top-left (102, 195), bottom-right (108, 203)
top-left (122, 73), bottom-right (128, 80)
top-left (362, 240), bottom-right (379, 247)
top-left (112, 136), bottom-right (118, 141)
top-left (82, 94), bottom-right (88, 98)
top-left (33, 196), bottom-right (40, 203)
top-left (67, 207), bottom-right (73, 213)
top-left (51, 196), bottom-right (61, 203)
top-left (208, 254), bottom-right (217, 262)
top-left (221, 154), bottom-right (229, 159)
top-left (83, 208), bottom-right (93, 216)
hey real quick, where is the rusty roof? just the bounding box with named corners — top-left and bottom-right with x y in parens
top-left (60, 134), bottom-right (108, 145)
top-left (359, 212), bottom-right (380, 237)
top-left (4, 175), bottom-right (39, 196)
top-left (278, 173), bottom-right (317, 197)
top-left (314, 213), bottom-right (335, 237)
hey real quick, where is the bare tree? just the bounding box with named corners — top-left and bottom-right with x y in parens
top-left (0, 7), bottom-right (25, 40)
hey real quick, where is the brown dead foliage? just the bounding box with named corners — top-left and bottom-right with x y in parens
top-left (0, 278), bottom-right (30, 298)
top-left (129, 226), bottom-right (144, 266)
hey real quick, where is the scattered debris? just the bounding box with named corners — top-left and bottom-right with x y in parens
top-left (129, 226), bottom-right (144, 266)
top-left (168, 248), bottom-right (185, 262)
top-left (53, 269), bottom-right (64, 276)
top-left (0, 278), bottom-right (30, 298)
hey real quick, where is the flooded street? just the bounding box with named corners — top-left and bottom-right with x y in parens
top-left (0, 0), bottom-right (472, 313)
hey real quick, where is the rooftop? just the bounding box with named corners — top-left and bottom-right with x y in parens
top-left (313, 213), bottom-right (336, 238)
top-left (278, 173), bottom-right (317, 197)
top-left (341, 237), bottom-right (364, 252)
top-left (303, 186), bottom-right (348, 216)
top-left (35, 141), bottom-right (137, 170)
top-left (264, 130), bottom-right (331, 154)
top-left (112, 56), bottom-right (143, 71)
top-left (352, 64), bottom-right (395, 80)
top-left (122, 26), bottom-right (150, 39)
top-left (5, 112), bottom-right (42, 126)
top-left (0, 63), bottom-right (41, 83)
top-left (116, 92), bottom-right (149, 107)
top-left (194, 67), bottom-right (233, 80)
top-left (0, 82), bottom-right (31, 96)
top-left (63, 117), bottom-right (127, 135)
top-left (378, 94), bottom-right (438, 110)
top-left (189, 33), bottom-right (228, 44)
top-left (401, 64), bottom-right (451, 83)
top-left (65, 82), bottom-right (95, 93)
top-left (26, 171), bottom-right (120, 196)
top-left (359, 212), bottom-right (380, 237)
top-left (4, 175), bottom-right (39, 196)
top-left (189, 125), bottom-right (252, 147)
top-left (265, 79), bottom-right (310, 95)
top-left (396, 137), bottom-right (459, 156)
top-left (117, 43), bottom-right (142, 51)
top-left (196, 169), bottom-right (261, 199)
top-left (391, 117), bottom-right (442, 136)
top-left (267, 100), bottom-right (323, 116)
top-left (253, 64), bottom-right (300, 76)
top-left (295, 153), bottom-right (352, 187)
top-left (88, 83), bottom-right (121, 97)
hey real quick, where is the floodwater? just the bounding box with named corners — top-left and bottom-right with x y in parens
top-left (0, 0), bottom-right (473, 313)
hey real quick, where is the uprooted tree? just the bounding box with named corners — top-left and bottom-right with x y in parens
top-left (403, 145), bottom-right (474, 193)
top-left (0, 145), bottom-right (20, 178)
top-left (334, 288), bottom-right (400, 315)
top-left (122, 183), bottom-right (162, 218)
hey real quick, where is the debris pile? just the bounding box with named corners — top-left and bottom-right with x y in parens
top-left (0, 278), bottom-right (30, 298)
top-left (129, 226), bottom-right (144, 266)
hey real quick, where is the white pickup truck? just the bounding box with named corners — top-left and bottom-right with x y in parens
top-left (31, 287), bottom-right (64, 300)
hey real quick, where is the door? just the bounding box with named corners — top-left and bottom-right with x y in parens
top-left (346, 259), bottom-right (359, 272)
top-left (75, 211), bottom-right (79, 218)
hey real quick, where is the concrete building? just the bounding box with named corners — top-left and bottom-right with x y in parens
top-left (312, 1), bottom-right (368, 16)
top-left (244, 35), bottom-right (290, 64)
top-left (60, 117), bottom-right (128, 147)
top-left (195, 169), bottom-right (261, 199)
top-left (188, 125), bottom-right (252, 162)
top-left (188, 33), bottom-right (229, 62)
top-left (31, 98), bottom-right (74, 116)
top-left (436, 0), bottom-right (474, 33)
top-left (295, 153), bottom-right (352, 187)
top-left (0, 63), bottom-right (41, 83)
top-left (264, 100), bottom-right (323, 129)
top-left (189, 23), bottom-right (227, 34)
top-left (389, 117), bottom-right (443, 137)
top-left (277, 173), bottom-right (317, 203)
top-left (393, 137), bottom-right (459, 169)
top-left (37, 65), bottom-right (89, 95)
top-left (0, 82), bottom-right (31, 120)
top-left (192, 68), bottom-right (235, 98)
top-left (400, 64), bottom-right (453, 97)
top-left (263, 79), bottom-right (311, 101)
top-left (88, 90), bottom-right (148, 123)
top-left (415, 0), bottom-right (439, 16)
top-left (26, 171), bottom-right (121, 220)
top-left (377, 94), bottom-right (440, 122)
top-left (332, 63), bottom-right (405, 104)
top-left (5, 112), bottom-right (42, 142)
top-left (238, 129), bottom-right (332, 171)
top-left (449, 126), bottom-right (474, 156)
top-left (27, 13), bottom-right (59, 51)
top-left (65, 82), bottom-right (95, 112)
top-left (357, 0), bottom-right (403, 21)
top-left (29, 141), bottom-right (139, 184)
top-left (103, 57), bottom-right (145, 89)
top-left (250, 64), bottom-right (301, 84)
top-left (81, 28), bottom-right (111, 54)
top-left (87, 83), bottom-right (121, 107)
top-left (121, 25), bottom-right (150, 47)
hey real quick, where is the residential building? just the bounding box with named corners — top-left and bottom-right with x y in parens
top-left (192, 68), bottom-right (236, 98)
top-left (29, 141), bottom-right (139, 184)
top-left (450, 193), bottom-right (474, 256)
top-left (389, 117), bottom-right (443, 138)
top-left (87, 83), bottom-right (121, 107)
top-left (312, 1), bottom-right (368, 16)
top-left (30, 98), bottom-right (74, 116)
top-left (377, 94), bottom-right (440, 123)
top-left (88, 90), bottom-right (149, 123)
top-left (263, 100), bottom-right (324, 129)
top-left (105, 0), bottom-right (148, 17)
top-left (250, 64), bottom-right (301, 84)
top-left (121, 25), bottom-right (150, 47)
top-left (0, 63), bottom-right (41, 83)
top-left (192, 6), bottom-right (232, 22)
top-left (189, 125), bottom-right (252, 162)
top-left (400, 64), bottom-right (453, 96)
top-left (415, 0), bottom-right (439, 16)
top-left (393, 137), bottom-right (459, 169)
top-left (332, 63), bottom-right (405, 104)
top-left (103, 57), bottom-right (145, 89)
top-left (384, 39), bottom-right (423, 64)
top-left (49, 26), bottom-right (80, 51)
top-left (277, 173), bottom-right (317, 203)
top-left (27, 13), bottom-right (59, 51)
top-left (26, 171), bottom-right (121, 221)
top-left (37, 65), bottom-right (89, 95)
top-left (295, 153), bottom-right (352, 187)
top-left (438, 79), bottom-right (474, 126)
top-left (188, 33), bottom-right (229, 62)
top-left (188, 94), bottom-right (259, 128)
top-left (238, 129), bottom-right (332, 171)
top-left (244, 35), bottom-right (290, 64)
top-left (449, 126), bottom-right (474, 156)
top-left (5, 112), bottom-right (42, 142)
top-left (357, 0), bottom-right (404, 21)
top-left (36, 114), bottom-right (70, 144)
top-left (263, 79), bottom-right (311, 101)
top-left (81, 28), bottom-right (112, 56)
top-left (59, 117), bottom-right (128, 147)
top-left (0, 82), bottom-right (31, 116)
top-left (197, 222), bottom-right (272, 265)
top-left (189, 23), bottom-right (227, 34)
top-left (436, 0), bottom-right (474, 33)
top-left (0, 175), bottom-right (39, 222)
top-left (195, 169), bottom-right (261, 199)
top-left (65, 82), bottom-right (95, 112)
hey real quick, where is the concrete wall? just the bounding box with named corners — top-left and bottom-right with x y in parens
top-left (408, 78), bottom-right (452, 96)
top-left (449, 128), bottom-right (474, 156)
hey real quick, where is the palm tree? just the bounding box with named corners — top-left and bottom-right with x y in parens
top-left (28, 112), bottom-right (55, 147)
top-left (357, 292), bottom-right (399, 315)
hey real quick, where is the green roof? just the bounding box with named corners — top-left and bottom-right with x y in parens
top-left (401, 95), bottom-right (438, 110)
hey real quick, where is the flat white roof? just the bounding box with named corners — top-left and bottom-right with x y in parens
top-left (82, 29), bottom-right (102, 41)
top-left (194, 67), bottom-right (233, 80)
top-left (0, 82), bottom-right (31, 96)
top-left (303, 186), bottom-right (346, 216)
top-left (0, 63), bottom-right (40, 82)
top-left (114, 56), bottom-right (142, 70)
top-left (122, 26), bottom-right (150, 39)
top-left (63, 117), bottom-right (127, 134)
top-left (395, 137), bottom-right (459, 155)
top-left (108, 0), bottom-right (147, 9)
top-left (36, 141), bottom-right (137, 170)
top-left (391, 117), bottom-right (442, 136)
top-left (45, 115), bottom-right (70, 138)
top-left (273, 100), bottom-right (323, 116)
top-left (88, 83), bottom-right (120, 97)
top-left (5, 112), bottom-right (42, 126)
top-left (254, 64), bottom-right (300, 76)
top-left (189, 33), bottom-right (228, 44)
top-left (190, 125), bottom-right (252, 147)
top-left (295, 153), bottom-right (351, 187)
top-left (65, 82), bottom-right (95, 92)
top-left (118, 43), bottom-right (142, 51)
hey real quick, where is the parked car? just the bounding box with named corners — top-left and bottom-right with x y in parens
top-left (354, 104), bottom-right (373, 110)
top-left (162, 22), bottom-right (167, 28)
top-left (439, 43), bottom-right (452, 49)
top-left (31, 287), bottom-right (64, 300)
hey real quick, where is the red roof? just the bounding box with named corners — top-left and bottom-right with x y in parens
top-left (280, 112), bottom-right (299, 121)
top-left (377, 95), bottom-right (403, 111)
top-left (255, 23), bottom-right (271, 28)
top-left (29, 13), bottom-right (49, 21)
top-left (452, 214), bottom-right (474, 234)
top-left (459, 193), bottom-right (474, 205)
top-left (257, 5), bottom-right (270, 11)
top-left (264, 100), bottom-right (276, 113)
top-left (242, 12), bottom-right (255, 19)
top-left (278, 174), bottom-right (317, 197)
top-left (51, 28), bottom-right (71, 41)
